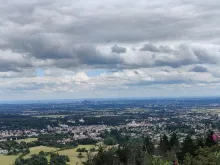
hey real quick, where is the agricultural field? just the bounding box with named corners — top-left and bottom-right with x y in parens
top-left (0, 145), bottom-right (97, 165)
top-left (191, 108), bottom-right (220, 114)
top-left (16, 138), bottom-right (38, 143)
top-left (0, 146), bottom-right (57, 165)
top-left (33, 114), bottom-right (69, 118)
top-left (0, 155), bottom-right (18, 165)
top-left (125, 108), bottom-right (150, 113)
top-left (23, 146), bottom-right (58, 159)
top-left (58, 145), bottom-right (96, 165)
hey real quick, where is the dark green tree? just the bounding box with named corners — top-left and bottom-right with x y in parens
top-left (142, 136), bottom-right (154, 155)
top-left (177, 135), bottom-right (196, 162)
top-left (196, 137), bottom-right (205, 148)
top-left (159, 134), bottom-right (170, 155)
top-left (104, 136), bottom-right (117, 145)
top-left (50, 153), bottom-right (69, 165)
top-left (205, 131), bottom-right (216, 147)
top-left (169, 133), bottom-right (179, 152)
top-left (14, 158), bottom-right (25, 165)
top-left (26, 154), bottom-right (48, 165)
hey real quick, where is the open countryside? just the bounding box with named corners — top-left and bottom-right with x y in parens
top-left (16, 138), bottom-right (38, 143)
top-left (1, 144), bottom-right (97, 165)
top-left (33, 115), bottom-right (69, 118)
top-left (1, 99), bottom-right (220, 165)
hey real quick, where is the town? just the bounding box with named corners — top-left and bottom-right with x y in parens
top-left (1, 98), bottom-right (220, 164)
top-left (1, 98), bottom-right (220, 144)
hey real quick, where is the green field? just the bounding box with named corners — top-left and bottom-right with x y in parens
top-left (16, 138), bottom-right (38, 143)
top-left (23, 146), bottom-right (58, 159)
top-left (58, 145), bottom-right (96, 165)
top-left (0, 145), bottom-right (96, 165)
top-left (0, 146), bottom-right (57, 165)
top-left (0, 155), bottom-right (18, 165)
top-left (191, 108), bottom-right (220, 114)
top-left (33, 115), bottom-right (69, 118)
top-left (125, 108), bottom-right (150, 113)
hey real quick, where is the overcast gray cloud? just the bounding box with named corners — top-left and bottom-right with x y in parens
top-left (1, 0), bottom-right (220, 71)
top-left (1, 0), bottom-right (220, 99)
top-left (111, 45), bottom-right (126, 54)
top-left (190, 65), bottom-right (208, 72)
top-left (140, 43), bottom-right (160, 52)
top-left (140, 43), bottom-right (173, 53)
top-left (0, 50), bottom-right (33, 72)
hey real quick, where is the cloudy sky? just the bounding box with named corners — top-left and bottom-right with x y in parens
top-left (1, 0), bottom-right (220, 101)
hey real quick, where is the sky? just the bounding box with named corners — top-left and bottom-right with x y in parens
top-left (1, 0), bottom-right (220, 101)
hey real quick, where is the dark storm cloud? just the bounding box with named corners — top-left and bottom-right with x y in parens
top-left (111, 45), bottom-right (126, 54)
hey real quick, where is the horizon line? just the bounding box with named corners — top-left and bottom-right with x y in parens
top-left (1, 95), bottom-right (220, 104)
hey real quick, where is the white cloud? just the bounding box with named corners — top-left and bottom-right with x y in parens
top-left (0, 0), bottom-right (220, 99)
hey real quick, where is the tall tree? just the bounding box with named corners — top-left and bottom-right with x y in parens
top-left (159, 134), bottom-right (170, 155)
top-left (196, 137), bottom-right (205, 148)
top-left (169, 133), bottom-right (179, 152)
top-left (205, 131), bottom-right (216, 147)
top-left (177, 135), bottom-right (196, 162)
top-left (143, 136), bottom-right (154, 155)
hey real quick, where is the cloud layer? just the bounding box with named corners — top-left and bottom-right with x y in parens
top-left (0, 0), bottom-right (220, 100)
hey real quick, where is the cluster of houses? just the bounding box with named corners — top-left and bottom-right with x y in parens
top-left (1, 109), bottom-right (220, 155)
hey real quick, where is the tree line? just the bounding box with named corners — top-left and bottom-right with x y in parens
top-left (85, 131), bottom-right (220, 165)
top-left (14, 151), bottom-right (70, 165)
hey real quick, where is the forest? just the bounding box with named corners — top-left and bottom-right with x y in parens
top-left (85, 131), bottom-right (220, 165)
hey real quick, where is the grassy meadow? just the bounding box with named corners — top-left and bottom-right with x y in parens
top-left (16, 138), bottom-right (38, 143)
top-left (0, 155), bottom-right (18, 165)
top-left (0, 145), bottom-right (96, 165)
